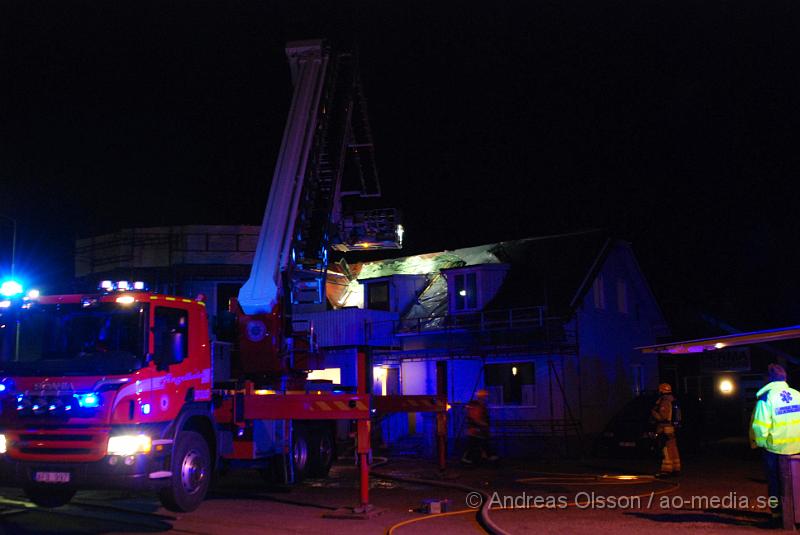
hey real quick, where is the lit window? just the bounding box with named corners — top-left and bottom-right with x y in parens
top-left (307, 368), bottom-right (341, 384)
top-left (485, 362), bottom-right (535, 406)
top-left (372, 365), bottom-right (399, 395)
top-left (454, 273), bottom-right (477, 311)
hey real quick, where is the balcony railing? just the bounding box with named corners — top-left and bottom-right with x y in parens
top-left (365, 306), bottom-right (576, 348)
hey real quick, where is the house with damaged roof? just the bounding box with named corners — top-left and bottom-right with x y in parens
top-left (75, 225), bottom-right (669, 457)
top-left (297, 229), bottom-right (670, 457)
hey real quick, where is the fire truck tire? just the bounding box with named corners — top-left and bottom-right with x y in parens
top-left (24, 486), bottom-right (76, 508)
top-left (292, 425), bottom-right (311, 482)
top-left (159, 431), bottom-right (211, 512)
top-left (308, 428), bottom-right (335, 478)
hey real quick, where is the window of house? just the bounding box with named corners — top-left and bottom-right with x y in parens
top-left (485, 362), bottom-right (535, 406)
top-left (372, 365), bottom-right (400, 395)
top-left (593, 275), bottom-right (605, 310)
top-left (367, 282), bottom-right (390, 311)
top-left (454, 272), bottom-right (478, 311)
top-left (616, 279), bottom-right (628, 314)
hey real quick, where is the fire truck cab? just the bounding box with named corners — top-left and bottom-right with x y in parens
top-left (0, 285), bottom-right (358, 511)
top-left (0, 288), bottom-right (219, 510)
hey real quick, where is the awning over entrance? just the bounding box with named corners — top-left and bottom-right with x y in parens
top-left (637, 325), bottom-right (800, 354)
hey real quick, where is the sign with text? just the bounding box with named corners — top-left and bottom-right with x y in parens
top-left (700, 347), bottom-right (751, 372)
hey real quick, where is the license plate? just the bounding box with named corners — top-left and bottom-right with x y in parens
top-left (618, 441), bottom-right (636, 448)
top-left (34, 472), bottom-right (70, 483)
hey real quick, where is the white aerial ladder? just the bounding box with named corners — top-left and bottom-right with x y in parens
top-left (238, 39), bottom-right (402, 317)
top-left (234, 39), bottom-right (401, 376)
top-left (238, 40), bottom-right (330, 315)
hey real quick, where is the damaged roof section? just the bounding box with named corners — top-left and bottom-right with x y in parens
top-left (327, 229), bottom-right (610, 328)
top-left (485, 230), bottom-right (611, 317)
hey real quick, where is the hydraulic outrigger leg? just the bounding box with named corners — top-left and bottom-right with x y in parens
top-left (324, 351), bottom-right (384, 519)
top-left (357, 418), bottom-right (371, 511)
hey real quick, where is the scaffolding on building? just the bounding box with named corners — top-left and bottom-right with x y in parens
top-left (367, 305), bottom-right (585, 455)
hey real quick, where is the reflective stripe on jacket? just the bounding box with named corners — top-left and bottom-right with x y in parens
top-left (751, 381), bottom-right (800, 455)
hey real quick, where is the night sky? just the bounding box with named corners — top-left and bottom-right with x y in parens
top-left (2, 1), bottom-right (800, 338)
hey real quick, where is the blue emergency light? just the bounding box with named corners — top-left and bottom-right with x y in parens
top-left (0, 280), bottom-right (22, 297)
top-left (75, 393), bottom-right (101, 408)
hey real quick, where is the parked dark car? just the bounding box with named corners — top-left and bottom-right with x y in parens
top-left (594, 392), bottom-right (701, 459)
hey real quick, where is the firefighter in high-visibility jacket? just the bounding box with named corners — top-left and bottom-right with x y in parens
top-left (651, 383), bottom-right (681, 477)
top-left (750, 363), bottom-right (800, 523)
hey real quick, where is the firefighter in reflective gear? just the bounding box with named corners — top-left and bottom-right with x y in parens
top-left (750, 363), bottom-right (800, 524)
top-left (651, 383), bottom-right (681, 477)
top-left (461, 389), bottom-right (497, 464)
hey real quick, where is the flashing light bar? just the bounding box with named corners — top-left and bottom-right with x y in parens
top-left (99, 280), bottom-right (149, 292)
top-left (0, 286), bottom-right (42, 304)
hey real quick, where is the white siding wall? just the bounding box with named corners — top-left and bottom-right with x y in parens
top-left (293, 308), bottom-right (399, 347)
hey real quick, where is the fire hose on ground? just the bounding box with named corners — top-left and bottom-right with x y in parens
top-left (373, 459), bottom-right (680, 535)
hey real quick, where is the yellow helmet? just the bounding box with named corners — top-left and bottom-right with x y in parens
top-left (658, 383), bottom-right (672, 394)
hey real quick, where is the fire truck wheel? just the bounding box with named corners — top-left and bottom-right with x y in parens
top-left (24, 486), bottom-right (76, 508)
top-left (308, 429), bottom-right (335, 478)
top-left (159, 431), bottom-right (211, 512)
top-left (292, 425), bottom-right (311, 482)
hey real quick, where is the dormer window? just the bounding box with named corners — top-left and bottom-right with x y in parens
top-left (454, 273), bottom-right (477, 311)
top-left (360, 274), bottom-right (427, 313)
top-left (444, 263), bottom-right (509, 315)
top-left (366, 281), bottom-right (390, 311)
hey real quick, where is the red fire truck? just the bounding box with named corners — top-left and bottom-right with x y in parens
top-left (0, 40), bottom-right (446, 513)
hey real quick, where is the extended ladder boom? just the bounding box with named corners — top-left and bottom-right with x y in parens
top-left (238, 41), bottom-right (329, 315)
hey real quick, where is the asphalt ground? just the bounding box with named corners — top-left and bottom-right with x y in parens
top-left (0, 438), bottom-right (783, 535)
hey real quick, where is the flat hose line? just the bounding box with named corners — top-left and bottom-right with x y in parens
top-left (375, 461), bottom-right (680, 535)
top-left (371, 456), bottom-right (510, 535)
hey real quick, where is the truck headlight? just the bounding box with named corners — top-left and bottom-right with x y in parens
top-left (0, 434), bottom-right (6, 454)
top-left (107, 434), bottom-right (151, 456)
